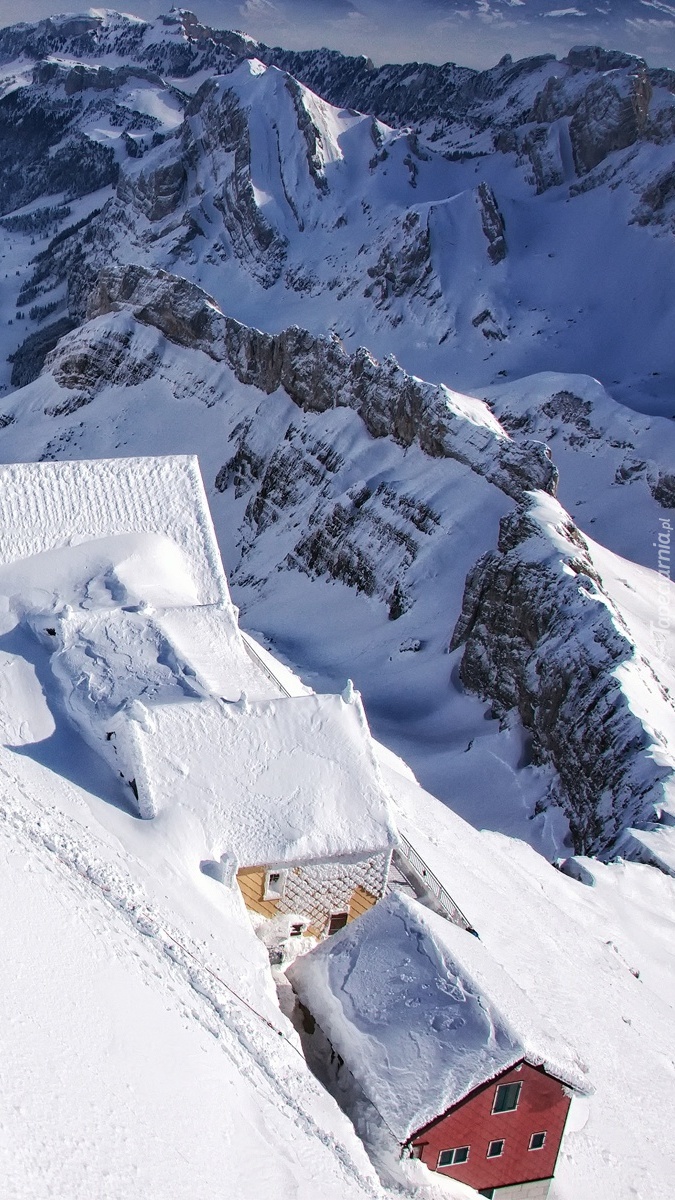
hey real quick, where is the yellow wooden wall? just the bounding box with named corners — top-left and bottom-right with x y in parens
top-left (236, 866), bottom-right (280, 918)
top-left (348, 884), bottom-right (378, 921)
top-left (236, 865), bottom-right (379, 935)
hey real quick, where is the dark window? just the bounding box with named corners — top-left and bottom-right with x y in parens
top-left (529, 1132), bottom-right (547, 1150)
top-left (290, 923), bottom-right (303, 937)
top-left (478, 1191), bottom-right (495, 1199)
top-left (438, 1146), bottom-right (469, 1167)
top-left (328, 912), bottom-right (349, 935)
top-left (487, 1139), bottom-right (504, 1158)
top-left (264, 869), bottom-right (287, 900)
top-left (493, 1082), bottom-right (522, 1113)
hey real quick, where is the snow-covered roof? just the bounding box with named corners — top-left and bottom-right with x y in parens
top-left (121, 691), bottom-right (399, 864)
top-left (287, 891), bottom-right (590, 1142)
top-left (0, 456), bottom-right (228, 606)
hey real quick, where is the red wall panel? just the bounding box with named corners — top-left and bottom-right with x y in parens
top-left (411, 1061), bottom-right (571, 1192)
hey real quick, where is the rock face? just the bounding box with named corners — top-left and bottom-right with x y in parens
top-left (0, 11), bottom-right (673, 868)
top-left (85, 264), bottom-right (556, 501)
top-left (476, 182), bottom-right (507, 264)
top-left (182, 78), bottom-right (288, 286)
top-left (450, 495), bottom-right (674, 856)
top-left (364, 210), bottom-right (438, 314)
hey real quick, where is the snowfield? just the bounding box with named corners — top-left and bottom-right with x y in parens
top-left (0, 9), bottom-right (672, 1199)
top-left (0, 454), bottom-right (670, 1200)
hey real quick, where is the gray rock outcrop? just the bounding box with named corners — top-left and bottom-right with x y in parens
top-left (450, 496), bottom-right (674, 855)
top-left (84, 264), bottom-right (556, 500)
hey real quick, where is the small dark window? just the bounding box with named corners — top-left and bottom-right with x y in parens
top-left (264, 869), bottom-right (287, 900)
top-left (438, 1146), bottom-right (469, 1167)
top-left (493, 1082), bottom-right (522, 1113)
top-left (290, 923), bottom-right (303, 937)
top-left (478, 1190), bottom-right (495, 1199)
top-left (529, 1132), bottom-right (547, 1151)
top-left (328, 912), bottom-right (349, 935)
top-left (487, 1139), bottom-right (504, 1158)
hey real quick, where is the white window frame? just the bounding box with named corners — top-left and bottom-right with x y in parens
top-left (528, 1131), bottom-right (547, 1151)
top-left (437, 1146), bottom-right (470, 1168)
top-left (487, 1139), bottom-right (505, 1158)
top-left (264, 868), bottom-right (288, 901)
top-left (492, 1081), bottom-right (522, 1114)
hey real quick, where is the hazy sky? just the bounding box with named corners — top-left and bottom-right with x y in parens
top-left (0, 1), bottom-right (673, 69)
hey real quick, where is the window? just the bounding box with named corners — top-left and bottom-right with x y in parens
top-left (290, 923), bottom-right (304, 937)
top-left (487, 1140), bottom-right (504, 1158)
top-left (409, 1145), bottom-right (424, 1160)
top-left (529, 1132), bottom-right (547, 1151)
top-left (438, 1146), bottom-right (469, 1168)
top-left (492, 1082), bottom-right (522, 1113)
top-left (478, 1191), bottom-right (495, 1199)
top-left (328, 912), bottom-right (349, 935)
top-left (264, 869), bottom-right (287, 900)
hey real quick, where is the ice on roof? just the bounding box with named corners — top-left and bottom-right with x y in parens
top-left (0, 456), bottom-right (228, 606)
top-left (121, 691), bottom-right (399, 864)
top-left (287, 891), bottom-right (590, 1143)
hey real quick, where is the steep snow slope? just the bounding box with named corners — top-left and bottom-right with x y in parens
top-left (0, 477), bottom-right (410, 1200)
top-left (383, 751), bottom-right (675, 1200)
top-left (0, 806), bottom-right (394, 1200)
top-left (2, 16), bottom-right (674, 422)
top-left (0, 453), bottom-right (672, 1200)
top-left (0, 13), bottom-right (671, 1199)
top-left (0, 272), bottom-right (672, 865)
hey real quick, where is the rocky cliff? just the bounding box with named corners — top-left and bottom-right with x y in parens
top-left (450, 493), bottom-right (675, 856)
top-left (84, 264), bottom-right (556, 501)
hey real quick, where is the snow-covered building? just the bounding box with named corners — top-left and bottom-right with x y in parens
top-left (288, 892), bottom-right (590, 1198)
top-left (119, 690), bottom-right (399, 938)
top-left (9, 455), bottom-right (398, 941)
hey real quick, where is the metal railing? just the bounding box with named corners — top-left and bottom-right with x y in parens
top-left (241, 633), bottom-right (293, 698)
top-left (394, 833), bottom-right (477, 935)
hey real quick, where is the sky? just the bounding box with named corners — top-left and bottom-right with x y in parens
top-left (0, 0), bottom-right (674, 69)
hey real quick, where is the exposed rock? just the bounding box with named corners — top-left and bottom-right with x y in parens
top-left (476, 182), bottom-right (507, 263)
top-left (450, 495), bottom-right (674, 855)
top-left (45, 326), bottom-right (158, 396)
top-left (651, 472), bottom-right (675, 509)
top-left (632, 166), bottom-right (675, 232)
top-left (117, 156), bottom-right (187, 222)
top-left (8, 317), bottom-right (78, 387)
top-left (364, 210), bottom-right (437, 311)
top-left (569, 67), bottom-right (652, 175)
top-left (85, 264), bottom-right (557, 501)
top-left (284, 76), bottom-right (329, 194)
top-left (185, 81), bottom-right (287, 286)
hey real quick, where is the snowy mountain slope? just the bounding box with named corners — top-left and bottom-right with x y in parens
top-left (0, 449), bottom-right (671, 1200)
top-left (0, 513), bottom-right (671, 1200)
top-left (1, 13), bottom-right (674, 422)
top-left (0, 12), bottom-right (670, 865)
top-left (383, 754), bottom-right (675, 1200)
top-left (0, 475), bottom-right (416, 1200)
top-left (9, 1), bottom-right (675, 71)
top-left (0, 266), bottom-right (672, 865)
